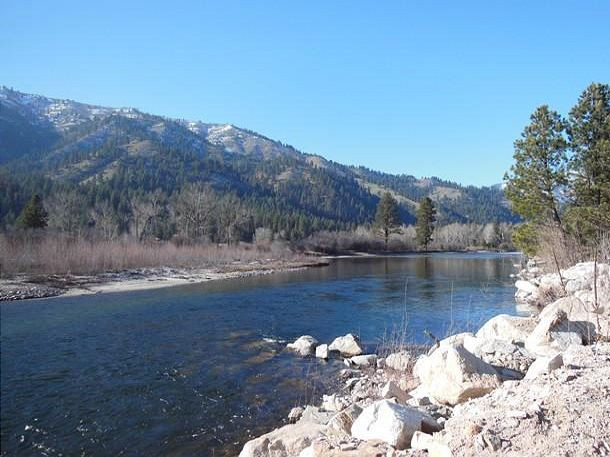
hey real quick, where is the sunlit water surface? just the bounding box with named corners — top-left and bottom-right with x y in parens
top-left (1, 253), bottom-right (523, 456)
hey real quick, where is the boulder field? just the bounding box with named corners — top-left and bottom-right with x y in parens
top-left (239, 261), bottom-right (610, 457)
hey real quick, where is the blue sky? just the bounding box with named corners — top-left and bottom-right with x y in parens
top-left (2, 1), bottom-right (609, 185)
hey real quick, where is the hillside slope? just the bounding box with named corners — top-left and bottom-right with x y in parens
top-left (0, 87), bottom-right (517, 238)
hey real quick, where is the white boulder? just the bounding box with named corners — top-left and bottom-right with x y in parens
top-left (475, 314), bottom-right (536, 344)
top-left (351, 399), bottom-right (426, 450)
top-left (315, 344), bottom-right (329, 359)
top-left (416, 345), bottom-right (501, 406)
top-left (380, 380), bottom-right (409, 403)
top-left (326, 403), bottom-right (362, 436)
top-left (524, 353), bottom-right (564, 380)
top-left (385, 351), bottom-right (412, 371)
top-left (287, 335), bottom-right (319, 356)
top-left (239, 420), bottom-right (325, 457)
top-left (525, 308), bottom-right (584, 356)
top-left (328, 333), bottom-right (363, 357)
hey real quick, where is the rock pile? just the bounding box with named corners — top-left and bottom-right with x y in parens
top-left (240, 261), bottom-right (610, 457)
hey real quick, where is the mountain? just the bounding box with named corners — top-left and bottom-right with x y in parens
top-left (0, 87), bottom-right (517, 239)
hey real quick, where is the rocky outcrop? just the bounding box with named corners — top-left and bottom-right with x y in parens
top-left (328, 334), bottom-right (363, 357)
top-left (287, 335), bottom-right (319, 356)
top-left (416, 345), bottom-right (501, 406)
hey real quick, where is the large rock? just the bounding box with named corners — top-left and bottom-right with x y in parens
top-left (524, 353), bottom-right (563, 379)
top-left (380, 380), bottom-right (409, 403)
top-left (537, 296), bottom-right (609, 341)
top-left (239, 420), bottom-right (325, 457)
top-left (385, 351), bottom-right (413, 371)
top-left (416, 345), bottom-right (501, 406)
top-left (525, 307), bottom-right (587, 356)
top-left (328, 334), bottom-right (363, 357)
top-left (300, 406), bottom-right (334, 425)
top-left (326, 403), bottom-right (362, 436)
top-left (350, 399), bottom-right (427, 450)
top-left (475, 314), bottom-right (536, 344)
top-left (514, 279), bottom-right (542, 305)
top-left (287, 335), bottom-right (319, 356)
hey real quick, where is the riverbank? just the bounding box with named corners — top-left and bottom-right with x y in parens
top-left (0, 258), bottom-right (329, 301)
top-left (238, 260), bottom-right (610, 456)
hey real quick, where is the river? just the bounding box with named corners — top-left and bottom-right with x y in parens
top-left (0, 253), bottom-right (523, 456)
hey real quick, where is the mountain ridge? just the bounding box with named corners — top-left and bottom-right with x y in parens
top-left (0, 86), bottom-right (517, 238)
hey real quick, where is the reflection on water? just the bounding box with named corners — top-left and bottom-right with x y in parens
top-left (0, 253), bottom-right (522, 456)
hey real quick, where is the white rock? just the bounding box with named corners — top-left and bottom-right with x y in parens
top-left (524, 353), bottom-right (564, 379)
top-left (439, 332), bottom-right (475, 348)
top-left (347, 354), bottom-right (377, 368)
top-left (411, 431), bottom-right (453, 457)
top-left (407, 385), bottom-right (435, 406)
top-left (287, 335), bottom-right (319, 356)
top-left (288, 406), bottom-right (304, 422)
top-left (351, 399), bottom-right (425, 450)
top-left (315, 344), bottom-right (329, 359)
top-left (537, 296), bottom-right (609, 341)
top-left (515, 279), bottom-right (539, 294)
top-left (328, 333), bottom-right (363, 357)
top-left (326, 403), bottom-right (362, 436)
top-left (416, 345), bottom-right (501, 406)
top-left (385, 351), bottom-right (412, 371)
top-left (525, 308), bottom-right (584, 356)
top-left (239, 420), bottom-right (325, 457)
top-left (321, 394), bottom-right (348, 412)
top-left (476, 314), bottom-right (535, 344)
top-left (380, 380), bottom-right (409, 403)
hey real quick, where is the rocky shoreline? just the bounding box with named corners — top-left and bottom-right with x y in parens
top-left (0, 258), bottom-right (329, 302)
top-left (239, 260), bottom-right (610, 456)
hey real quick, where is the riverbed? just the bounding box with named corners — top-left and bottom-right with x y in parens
top-left (0, 253), bottom-right (524, 456)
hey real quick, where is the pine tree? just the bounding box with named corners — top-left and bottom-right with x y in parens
top-left (567, 83), bottom-right (610, 233)
top-left (504, 105), bottom-right (568, 227)
top-left (416, 197), bottom-right (436, 250)
top-left (17, 194), bottom-right (48, 229)
top-left (375, 192), bottom-right (400, 250)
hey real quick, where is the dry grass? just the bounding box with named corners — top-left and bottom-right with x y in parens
top-left (0, 232), bottom-right (303, 277)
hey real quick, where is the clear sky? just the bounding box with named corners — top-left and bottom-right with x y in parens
top-left (2, 1), bottom-right (609, 185)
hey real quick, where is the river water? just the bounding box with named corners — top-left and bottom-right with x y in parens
top-left (1, 253), bottom-right (523, 456)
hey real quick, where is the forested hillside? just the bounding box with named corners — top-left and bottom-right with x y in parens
top-left (0, 87), bottom-right (517, 241)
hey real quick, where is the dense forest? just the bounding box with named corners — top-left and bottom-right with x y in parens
top-left (0, 87), bottom-right (518, 243)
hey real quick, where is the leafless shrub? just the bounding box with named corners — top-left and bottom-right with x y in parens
top-left (0, 232), bottom-right (301, 277)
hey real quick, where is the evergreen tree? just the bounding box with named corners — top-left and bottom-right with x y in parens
top-left (567, 83), bottom-right (610, 233)
top-left (17, 194), bottom-right (48, 229)
top-left (504, 105), bottom-right (568, 227)
top-left (375, 192), bottom-right (400, 250)
top-left (416, 197), bottom-right (436, 250)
